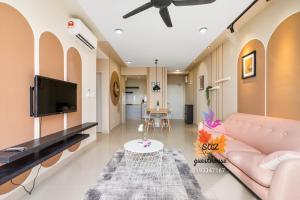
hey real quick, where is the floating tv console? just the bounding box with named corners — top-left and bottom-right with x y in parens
top-left (0, 122), bottom-right (97, 185)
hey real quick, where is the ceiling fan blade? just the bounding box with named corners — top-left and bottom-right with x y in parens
top-left (172, 0), bottom-right (216, 6)
top-left (159, 8), bottom-right (173, 27)
top-left (123, 2), bottom-right (153, 19)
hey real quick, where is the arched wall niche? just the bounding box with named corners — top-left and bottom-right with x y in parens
top-left (237, 39), bottom-right (265, 116)
top-left (67, 47), bottom-right (82, 128)
top-left (39, 31), bottom-right (64, 167)
top-left (267, 12), bottom-right (300, 120)
top-left (67, 47), bottom-right (82, 152)
top-left (0, 2), bottom-right (34, 194)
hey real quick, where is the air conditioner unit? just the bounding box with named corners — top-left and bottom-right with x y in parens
top-left (68, 18), bottom-right (97, 50)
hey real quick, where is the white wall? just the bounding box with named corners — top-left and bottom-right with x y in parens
top-left (121, 67), bottom-right (148, 76)
top-left (96, 59), bottom-right (110, 133)
top-left (96, 58), bottom-right (123, 131)
top-left (0, 0), bottom-right (97, 199)
top-left (188, 0), bottom-right (300, 123)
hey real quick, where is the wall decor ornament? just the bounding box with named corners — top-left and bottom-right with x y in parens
top-left (199, 75), bottom-right (205, 90)
top-left (110, 71), bottom-right (120, 105)
top-left (242, 51), bottom-right (256, 79)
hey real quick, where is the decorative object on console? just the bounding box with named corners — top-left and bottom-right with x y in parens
top-left (138, 124), bottom-right (150, 146)
top-left (110, 71), bottom-right (120, 105)
top-left (156, 100), bottom-right (160, 111)
top-left (199, 75), bottom-right (204, 90)
top-left (242, 50), bottom-right (256, 79)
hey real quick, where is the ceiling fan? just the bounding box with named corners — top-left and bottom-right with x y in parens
top-left (123, 0), bottom-right (216, 27)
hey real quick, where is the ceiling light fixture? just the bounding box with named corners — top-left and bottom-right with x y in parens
top-left (176, 69), bottom-right (180, 72)
top-left (207, 46), bottom-right (211, 49)
top-left (227, 0), bottom-right (259, 34)
top-left (199, 27), bottom-right (208, 33)
top-left (126, 61), bottom-right (132, 64)
top-left (115, 28), bottom-right (124, 34)
top-left (152, 59), bottom-right (161, 92)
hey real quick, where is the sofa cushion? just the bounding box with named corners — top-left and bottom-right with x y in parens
top-left (224, 113), bottom-right (300, 154)
top-left (224, 138), bottom-right (261, 156)
top-left (260, 151), bottom-right (300, 170)
top-left (227, 151), bottom-right (274, 188)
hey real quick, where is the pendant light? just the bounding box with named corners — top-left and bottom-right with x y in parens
top-left (153, 59), bottom-right (160, 92)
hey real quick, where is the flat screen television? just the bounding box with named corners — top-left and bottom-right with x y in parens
top-left (31, 75), bottom-right (77, 117)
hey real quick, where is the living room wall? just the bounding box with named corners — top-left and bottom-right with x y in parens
top-left (238, 39), bottom-right (265, 116)
top-left (0, 3), bottom-right (34, 195)
top-left (267, 12), bottom-right (300, 121)
top-left (0, 0), bottom-right (97, 198)
top-left (0, 2), bottom-right (34, 151)
top-left (187, 0), bottom-right (300, 123)
top-left (96, 58), bottom-right (123, 132)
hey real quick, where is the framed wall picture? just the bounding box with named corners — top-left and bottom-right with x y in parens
top-left (199, 75), bottom-right (204, 90)
top-left (242, 51), bottom-right (256, 79)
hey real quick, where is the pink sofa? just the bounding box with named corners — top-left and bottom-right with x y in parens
top-left (210, 113), bottom-right (300, 200)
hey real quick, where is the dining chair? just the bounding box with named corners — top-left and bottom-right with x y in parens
top-left (160, 110), bottom-right (171, 132)
top-left (145, 112), bottom-right (155, 133)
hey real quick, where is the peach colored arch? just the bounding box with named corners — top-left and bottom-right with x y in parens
top-left (0, 2), bottom-right (33, 194)
top-left (267, 12), bottom-right (300, 120)
top-left (39, 31), bottom-right (64, 167)
top-left (237, 39), bottom-right (265, 116)
top-left (67, 47), bottom-right (82, 152)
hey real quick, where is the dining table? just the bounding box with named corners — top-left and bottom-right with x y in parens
top-left (147, 108), bottom-right (169, 115)
top-left (147, 108), bottom-right (170, 127)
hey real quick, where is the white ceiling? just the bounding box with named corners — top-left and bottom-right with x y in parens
top-left (77, 0), bottom-right (254, 68)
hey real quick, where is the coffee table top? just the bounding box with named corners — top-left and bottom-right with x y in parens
top-left (124, 139), bottom-right (164, 154)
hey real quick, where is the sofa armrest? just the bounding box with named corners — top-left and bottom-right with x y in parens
top-left (269, 159), bottom-right (300, 200)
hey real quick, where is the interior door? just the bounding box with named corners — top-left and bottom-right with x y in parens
top-left (96, 73), bottom-right (102, 132)
top-left (167, 84), bottom-right (184, 119)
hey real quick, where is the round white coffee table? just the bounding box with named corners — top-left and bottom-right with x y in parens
top-left (124, 139), bottom-right (164, 175)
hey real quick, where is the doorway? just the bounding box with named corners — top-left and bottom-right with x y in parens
top-left (96, 72), bottom-right (102, 132)
top-left (125, 76), bottom-right (147, 121)
top-left (167, 75), bottom-right (185, 119)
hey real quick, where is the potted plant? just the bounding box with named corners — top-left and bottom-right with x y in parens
top-left (156, 100), bottom-right (160, 111)
top-left (206, 86), bottom-right (213, 107)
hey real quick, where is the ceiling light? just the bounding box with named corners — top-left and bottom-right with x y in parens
top-left (176, 69), bottom-right (180, 72)
top-left (199, 27), bottom-right (208, 33)
top-left (115, 28), bottom-right (124, 34)
top-left (207, 46), bottom-right (211, 49)
top-left (126, 61), bottom-right (132, 64)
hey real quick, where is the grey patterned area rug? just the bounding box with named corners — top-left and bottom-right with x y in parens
top-left (84, 150), bottom-right (206, 200)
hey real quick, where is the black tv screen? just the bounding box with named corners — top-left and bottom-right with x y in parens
top-left (33, 75), bottom-right (77, 117)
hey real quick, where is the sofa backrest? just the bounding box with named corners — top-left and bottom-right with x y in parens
top-left (224, 113), bottom-right (300, 154)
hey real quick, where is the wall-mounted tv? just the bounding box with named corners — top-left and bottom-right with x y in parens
top-left (31, 75), bottom-right (77, 117)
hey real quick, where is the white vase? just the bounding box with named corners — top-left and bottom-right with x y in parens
top-left (156, 106), bottom-right (159, 111)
